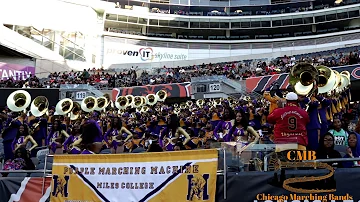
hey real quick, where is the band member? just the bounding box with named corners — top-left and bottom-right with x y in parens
top-left (104, 117), bottom-right (133, 153)
top-left (228, 110), bottom-right (260, 147)
top-left (11, 124), bottom-right (38, 153)
top-left (63, 121), bottom-right (82, 154)
top-left (28, 116), bottom-right (47, 157)
top-left (2, 113), bottom-right (24, 160)
top-left (302, 96), bottom-right (321, 151)
top-left (160, 114), bottom-right (190, 151)
top-left (267, 92), bottom-right (310, 151)
top-left (46, 120), bottom-right (69, 154)
top-left (80, 120), bottom-right (104, 154)
top-left (214, 107), bottom-right (235, 141)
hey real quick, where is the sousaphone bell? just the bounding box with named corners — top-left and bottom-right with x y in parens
top-left (7, 90), bottom-right (31, 112)
top-left (95, 96), bottom-right (108, 111)
top-left (289, 63), bottom-right (319, 96)
top-left (70, 102), bottom-right (81, 120)
top-left (126, 95), bottom-right (135, 107)
top-left (156, 90), bottom-right (167, 102)
top-left (146, 94), bottom-right (157, 106)
top-left (56, 98), bottom-right (74, 115)
top-left (30, 96), bottom-right (49, 117)
top-left (115, 96), bottom-right (129, 110)
top-left (81, 96), bottom-right (97, 113)
top-left (133, 96), bottom-right (143, 108)
top-left (316, 66), bottom-right (337, 94)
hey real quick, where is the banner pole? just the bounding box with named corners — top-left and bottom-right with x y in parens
top-left (41, 154), bottom-right (48, 195)
top-left (223, 148), bottom-right (227, 200)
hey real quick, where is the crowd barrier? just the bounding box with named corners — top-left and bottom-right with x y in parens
top-left (2, 144), bottom-right (360, 202)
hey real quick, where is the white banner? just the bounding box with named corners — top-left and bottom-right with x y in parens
top-left (103, 37), bottom-right (189, 64)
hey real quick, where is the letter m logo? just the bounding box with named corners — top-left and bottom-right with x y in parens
top-left (52, 175), bottom-right (70, 197)
top-left (186, 174), bottom-right (210, 201)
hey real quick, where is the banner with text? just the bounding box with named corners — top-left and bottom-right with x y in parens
top-left (104, 36), bottom-right (189, 64)
top-left (0, 62), bottom-right (35, 81)
top-left (51, 149), bottom-right (218, 202)
top-left (112, 82), bottom-right (191, 100)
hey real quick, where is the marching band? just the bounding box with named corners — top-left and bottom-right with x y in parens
top-left (0, 63), bottom-right (352, 160)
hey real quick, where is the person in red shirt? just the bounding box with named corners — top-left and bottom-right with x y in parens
top-left (267, 92), bottom-right (310, 150)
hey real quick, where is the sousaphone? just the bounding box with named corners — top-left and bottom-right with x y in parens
top-left (95, 96), bottom-right (108, 111)
top-left (146, 94), bottom-right (157, 106)
top-left (70, 102), bottom-right (81, 120)
top-left (316, 66), bottom-right (337, 94)
top-left (7, 90), bottom-right (31, 112)
top-left (339, 71), bottom-right (351, 90)
top-left (30, 96), bottom-right (49, 117)
top-left (156, 90), bottom-right (167, 102)
top-left (81, 96), bottom-right (97, 113)
top-left (56, 98), bottom-right (74, 115)
top-left (289, 63), bottom-right (319, 96)
top-left (115, 96), bottom-right (129, 110)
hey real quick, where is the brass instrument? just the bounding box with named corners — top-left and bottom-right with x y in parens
top-left (316, 66), bottom-right (336, 94)
top-left (174, 108), bottom-right (181, 115)
top-left (81, 96), bottom-right (97, 113)
top-left (141, 106), bottom-right (149, 113)
top-left (146, 94), bottom-right (157, 106)
top-left (155, 106), bottom-right (160, 112)
top-left (133, 96), bottom-right (143, 108)
top-left (213, 98), bottom-right (221, 106)
top-left (289, 63), bottom-right (319, 96)
top-left (141, 96), bottom-right (147, 107)
top-left (56, 98), bottom-right (74, 115)
top-left (196, 99), bottom-right (204, 108)
top-left (156, 90), bottom-right (167, 102)
top-left (70, 102), bottom-right (81, 120)
top-left (126, 95), bottom-right (135, 107)
top-left (174, 103), bottom-right (179, 108)
top-left (7, 90), bottom-right (32, 112)
top-left (180, 102), bottom-right (186, 109)
top-left (186, 100), bottom-right (193, 107)
top-left (95, 97), bottom-right (108, 111)
top-left (115, 96), bottom-right (129, 110)
top-left (30, 96), bottom-right (49, 117)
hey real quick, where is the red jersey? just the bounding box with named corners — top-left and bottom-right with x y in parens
top-left (267, 104), bottom-right (310, 146)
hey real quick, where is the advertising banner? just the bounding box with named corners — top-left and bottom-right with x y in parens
top-left (50, 149), bottom-right (218, 202)
top-left (246, 64), bottom-right (360, 92)
top-left (103, 37), bottom-right (189, 64)
top-left (0, 62), bottom-right (35, 81)
top-left (112, 82), bottom-right (191, 100)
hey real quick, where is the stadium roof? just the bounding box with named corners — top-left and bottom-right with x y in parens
top-left (0, 44), bottom-right (34, 59)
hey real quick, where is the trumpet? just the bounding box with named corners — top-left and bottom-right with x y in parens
top-left (30, 96), bottom-right (49, 117)
top-left (81, 96), bottom-right (97, 113)
top-left (156, 90), bottom-right (167, 102)
top-left (115, 96), bottom-right (129, 110)
top-left (7, 90), bottom-right (32, 112)
top-left (56, 98), bottom-right (74, 115)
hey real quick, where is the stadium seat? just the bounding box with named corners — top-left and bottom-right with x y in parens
top-left (36, 163), bottom-right (53, 170)
top-left (30, 173), bottom-right (46, 177)
top-left (31, 157), bottom-right (39, 166)
top-left (7, 172), bottom-right (28, 177)
top-left (334, 145), bottom-right (347, 154)
top-left (100, 149), bottom-right (112, 154)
